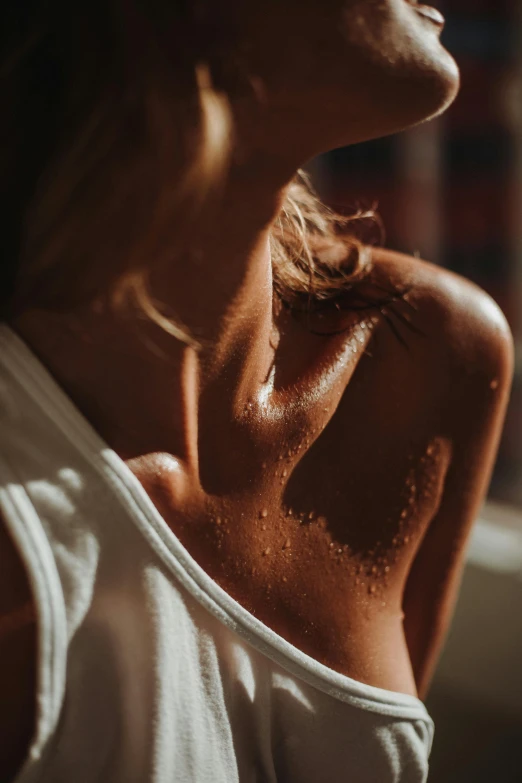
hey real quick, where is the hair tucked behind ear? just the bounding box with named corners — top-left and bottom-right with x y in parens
top-left (0, 0), bottom-right (379, 347)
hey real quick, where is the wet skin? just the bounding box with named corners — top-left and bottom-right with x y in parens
top-left (0, 0), bottom-right (513, 778)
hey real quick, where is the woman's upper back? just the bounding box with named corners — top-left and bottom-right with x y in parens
top-left (0, 250), bottom-right (513, 782)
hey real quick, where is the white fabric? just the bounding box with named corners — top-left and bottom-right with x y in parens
top-left (0, 324), bottom-right (434, 783)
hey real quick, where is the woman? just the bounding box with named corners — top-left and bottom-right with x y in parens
top-left (0, 1), bottom-right (513, 781)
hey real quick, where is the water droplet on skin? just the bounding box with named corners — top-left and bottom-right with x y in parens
top-left (401, 509), bottom-right (408, 520)
top-left (283, 539), bottom-right (292, 550)
top-left (216, 517), bottom-right (222, 525)
top-left (384, 566), bottom-right (390, 573)
top-left (309, 511), bottom-right (316, 521)
top-left (262, 524), bottom-right (267, 531)
top-left (287, 451), bottom-right (292, 457)
top-left (263, 547), bottom-right (271, 556)
top-left (490, 379), bottom-right (499, 390)
top-left (282, 469), bottom-right (288, 478)
top-left (403, 536), bottom-right (410, 544)
top-left (283, 576), bottom-right (288, 583)
top-left (337, 549), bottom-right (343, 555)
top-left (260, 509), bottom-right (268, 519)
top-left (426, 444), bottom-right (435, 457)
top-left (369, 585), bottom-right (377, 595)
top-left (287, 508), bottom-right (294, 516)
top-left (251, 568), bottom-right (256, 575)
top-left (329, 542), bottom-right (335, 549)
top-left (371, 565), bottom-right (378, 575)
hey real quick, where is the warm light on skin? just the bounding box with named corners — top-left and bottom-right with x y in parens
top-left (10, 1), bottom-right (514, 717)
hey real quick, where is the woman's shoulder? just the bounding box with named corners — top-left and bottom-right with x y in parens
top-left (369, 247), bottom-right (514, 380)
top-left (324, 245), bottom-right (514, 460)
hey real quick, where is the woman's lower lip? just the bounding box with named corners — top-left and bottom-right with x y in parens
top-left (414, 5), bottom-right (445, 27)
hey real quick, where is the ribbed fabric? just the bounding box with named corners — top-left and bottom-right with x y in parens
top-left (0, 324), bottom-right (434, 783)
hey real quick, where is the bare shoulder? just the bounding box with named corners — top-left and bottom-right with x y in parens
top-left (367, 250), bottom-right (515, 694)
top-left (0, 513), bottom-right (36, 781)
top-left (370, 247), bottom-right (514, 384)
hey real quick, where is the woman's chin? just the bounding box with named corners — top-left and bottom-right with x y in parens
top-left (336, 50), bottom-right (460, 147)
top-left (402, 52), bottom-right (460, 126)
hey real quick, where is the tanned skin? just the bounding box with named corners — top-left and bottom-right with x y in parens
top-left (0, 0), bottom-right (513, 778)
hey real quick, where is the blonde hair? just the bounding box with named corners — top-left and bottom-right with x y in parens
top-left (0, 2), bottom-right (377, 346)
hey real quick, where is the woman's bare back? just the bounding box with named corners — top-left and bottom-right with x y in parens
top-left (122, 249), bottom-right (513, 697)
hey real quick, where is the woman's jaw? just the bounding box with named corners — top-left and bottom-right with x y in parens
top-left (230, 0), bottom-right (459, 158)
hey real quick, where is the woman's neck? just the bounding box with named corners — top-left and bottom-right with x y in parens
top-left (12, 162), bottom-right (294, 481)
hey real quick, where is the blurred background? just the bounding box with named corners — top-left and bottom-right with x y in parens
top-left (309, 1), bottom-right (522, 780)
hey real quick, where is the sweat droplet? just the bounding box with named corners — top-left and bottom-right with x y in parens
top-left (263, 547), bottom-right (271, 556)
top-left (216, 517), bottom-right (222, 525)
top-left (260, 509), bottom-right (268, 519)
top-left (369, 585), bottom-right (377, 595)
top-left (490, 379), bottom-right (499, 390)
top-left (262, 524), bottom-right (267, 531)
top-left (309, 511), bottom-right (316, 521)
top-left (283, 539), bottom-right (291, 550)
top-left (329, 542), bottom-right (335, 549)
top-left (282, 469), bottom-right (288, 478)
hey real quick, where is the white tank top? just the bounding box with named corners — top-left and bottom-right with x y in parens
top-left (0, 324), bottom-right (434, 783)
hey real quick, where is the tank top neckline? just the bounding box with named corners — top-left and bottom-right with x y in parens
top-left (0, 322), bottom-right (432, 722)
